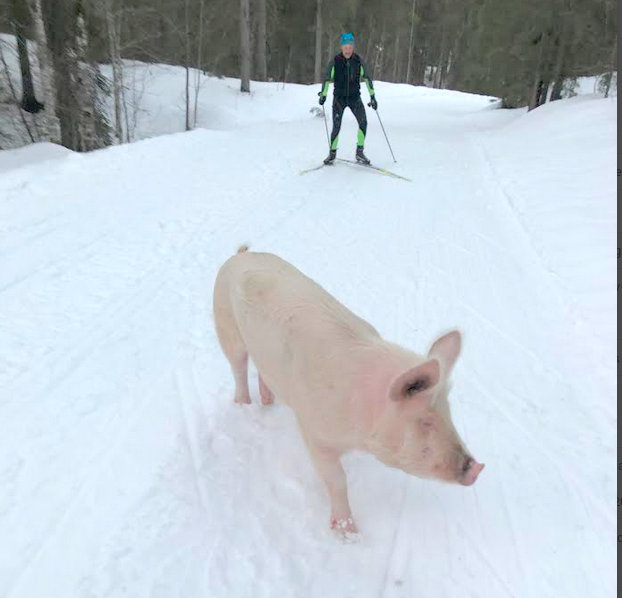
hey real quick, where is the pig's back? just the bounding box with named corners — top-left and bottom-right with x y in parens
top-left (224, 252), bottom-right (379, 392)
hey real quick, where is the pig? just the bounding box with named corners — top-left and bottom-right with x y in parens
top-left (213, 246), bottom-right (484, 537)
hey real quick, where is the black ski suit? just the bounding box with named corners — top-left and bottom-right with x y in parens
top-left (320, 53), bottom-right (376, 150)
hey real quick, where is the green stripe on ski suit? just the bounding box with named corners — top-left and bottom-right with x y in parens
top-left (321, 65), bottom-right (335, 97)
top-left (331, 129), bottom-right (364, 150)
top-left (360, 64), bottom-right (375, 96)
top-left (357, 128), bottom-right (365, 146)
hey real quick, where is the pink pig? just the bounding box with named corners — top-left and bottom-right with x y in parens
top-left (213, 247), bottom-right (484, 536)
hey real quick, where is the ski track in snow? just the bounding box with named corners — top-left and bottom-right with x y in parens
top-left (0, 78), bottom-right (616, 598)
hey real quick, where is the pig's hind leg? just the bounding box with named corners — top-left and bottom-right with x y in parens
top-left (230, 353), bottom-right (251, 404)
top-left (214, 303), bottom-right (251, 404)
top-left (258, 374), bottom-right (274, 405)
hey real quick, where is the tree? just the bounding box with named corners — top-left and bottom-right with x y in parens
top-left (11, 0), bottom-right (44, 113)
top-left (104, 0), bottom-right (123, 142)
top-left (25, 0), bottom-right (61, 142)
top-left (405, 0), bottom-right (417, 83)
top-left (4, 0), bottom-right (617, 152)
top-left (185, 0), bottom-right (191, 130)
top-left (193, 0), bottom-right (206, 126)
top-left (255, 0), bottom-right (267, 80)
top-left (70, 0), bottom-right (110, 149)
top-left (240, 0), bottom-right (251, 92)
top-left (313, 0), bottom-right (322, 83)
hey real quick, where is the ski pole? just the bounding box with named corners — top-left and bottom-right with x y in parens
top-left (368, 103), bottom-right (397, 163)
top-left (322, 104), bottom-right (331, 150)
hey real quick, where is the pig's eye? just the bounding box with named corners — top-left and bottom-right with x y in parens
top-left (405, 378), bottom-right (429, 395)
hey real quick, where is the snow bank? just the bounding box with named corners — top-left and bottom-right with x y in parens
top-left (477, 95), bottom-right (616, 382)
top-left (0, 142), bottom-right (72, 173)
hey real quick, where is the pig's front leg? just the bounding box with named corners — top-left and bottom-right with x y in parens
top-left (305, 440), bottom-right (359, 538)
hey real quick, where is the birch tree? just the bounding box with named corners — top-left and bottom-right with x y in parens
top-left (69, 0), bottom-right (110, 149)
top-left (104, 0), bottom-right (123, 143)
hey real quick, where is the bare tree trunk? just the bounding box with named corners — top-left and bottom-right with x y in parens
top-left (16, 32), bottom-right (43, 114)
top-left (445, 15), bottom-right (467, 90)
top-left (603, 41), bottom-right (616, 98)
top-left (193, 0), bottom-right (205, 126)
top-left (433, 42), bottom-right (442, 87)
top-left (313, 0), bottom-right (322, 83)
top-left (105, 0), bottom-right (123, 142)
top-left (529, 28), bottom-right (554, 111)
top-left (11, 0), bottom-right (44, 115)
top-left (434, 28), bottom-right (449, 88)
top-left (283, 43), bottom-right (292, 87)
top-left (72, 0), bottom-right (102, 150)
top-left (326, 29), bottom-right (333, 64)
top-left (184, 0), bottom-right (191, 130)
top-left (372, 23), bottom-right (386, 80)
top-left (528, 31), bottom-right (547, 111)
top-left (549, 20), bottom-right (568, 102)
top-left (26, 0), bottom-right (61, 142)
top-left (121, 68), bottom-right (131, 142)
top-left (392, 33), bottom-right (400, 82)
top-left (538, 80), bottom-right (550, 105)
top-left (406, 0), bottom-right (417, 84)
top-left (365, 24), bottom-right (376, 69)
top-left (240, 0), bottom-right (251, 92)
top-left (256, 0), bottom-right (267, 81)
top-left (0, 42), bottom-right (36, 142)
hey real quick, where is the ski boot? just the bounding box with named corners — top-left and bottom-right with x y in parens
top-left (355, 146), bottom-right (370, 165)
top-left (324, 149), bottom-right (337, 165)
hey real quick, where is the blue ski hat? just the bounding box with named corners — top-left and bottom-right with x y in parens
top-left (340, 32), bottom-right (355, 46)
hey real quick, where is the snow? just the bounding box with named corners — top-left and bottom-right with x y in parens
top-left (0, 62), bottom-right (616, 598)
top-left (0, 142), bottom-right (72, 173)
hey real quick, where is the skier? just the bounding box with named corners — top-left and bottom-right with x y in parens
top-left (318, 32), bottom-right (378, 166)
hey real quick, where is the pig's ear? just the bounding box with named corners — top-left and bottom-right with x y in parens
top-left (389, 359), bottom-right (440, 401)
top-left (428, 330), bottom-right (462, 374)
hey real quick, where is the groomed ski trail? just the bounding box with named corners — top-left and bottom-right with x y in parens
top-left (0, 86), bottom-right (615, 598)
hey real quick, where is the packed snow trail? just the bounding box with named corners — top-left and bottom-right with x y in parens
top-left (0, 79), bottom-right (615, 598)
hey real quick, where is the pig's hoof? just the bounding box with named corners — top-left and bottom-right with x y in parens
top-left (234, 395), bottom-right (251, 404)
top-left (330, 517), bottom-right (360, 542)
top-left (260, 393), bottom-right (274, 406)
top-left (259, 378), bottom-right (274, 405)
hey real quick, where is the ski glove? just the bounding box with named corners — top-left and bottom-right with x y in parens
top-left (318, 92), bottom-right (326, 106)
top-left (369, 96), bottom-right (378, 110)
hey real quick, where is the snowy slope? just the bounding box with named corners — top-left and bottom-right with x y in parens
top-left (0, 73), bottom-right (616, 598)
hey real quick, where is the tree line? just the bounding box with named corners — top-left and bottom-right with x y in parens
top-left (0, 0), bottom-right (616, 151)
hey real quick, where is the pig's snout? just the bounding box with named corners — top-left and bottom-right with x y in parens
top-left (458, 457), bottom-right (485, 486)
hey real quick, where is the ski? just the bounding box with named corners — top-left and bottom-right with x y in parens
top-left (300, 159), bottom-right (410, 182)
top-left (336, 158), bottom-right (411, 182)
top-left (299, 163), bottom-right (331, 175)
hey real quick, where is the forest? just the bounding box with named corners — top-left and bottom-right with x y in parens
top-left (0, 0), bottom-right (617, 151)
